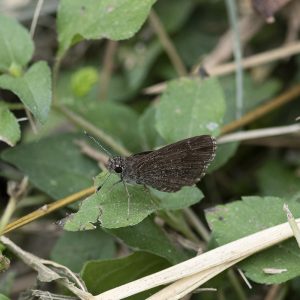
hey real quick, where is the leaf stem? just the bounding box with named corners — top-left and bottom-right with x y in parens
top-left (52, 56), bottom-right (63, 105)
top-left (1, 186), bottom-right (95, 235)
top-left (227, 269), bottom-right (247, 300)
top-left (99, 40), bottom-right (118, 101)
top-left (220, 84), bottom-right (300, 134)
top-left (0, 196), bottom-right (17, 234)
top-left (149, 10), bottom-right (187, 77)
top-left (54, 104), bottom-right (131, 156)
top-left (183, 208), bottom-right (210, 242)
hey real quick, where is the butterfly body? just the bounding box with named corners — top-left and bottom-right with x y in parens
top-left (106, 135), bottom-right (216, 192)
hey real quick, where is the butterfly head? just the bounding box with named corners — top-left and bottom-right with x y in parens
top-left (107, 156), bottom-right (125, 174)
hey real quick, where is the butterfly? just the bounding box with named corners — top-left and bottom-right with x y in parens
top-left (106, 135), bottom-right (216, 193)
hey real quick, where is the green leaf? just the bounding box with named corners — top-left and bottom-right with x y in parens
top-left (65, 170), bottom-right (204, 230)
top-left (155, 0), bottom-right (194, 33)
top-left (206, 196), bottom-right (300, 284)
top-left (257, 159), bottom-right (300, 198)
top-left (1, 133), bottom-right (99, 199)
top-left (156, 77), bottom-right (225, 143)
top-left (0, 61), bottom-right (52, 124)
top-left (138, 105), bottom-right (164, 150)
top-left (57, 0), bottom-right (157, 56)
top-left (51, 228), bottom-right (116, 272)
top-left (71, 101), bottom-right (141, 153)
top-left (152, 186), bottom-right (203, 210)
top-left (64, 172), bottom-right (158, 229)
top-left (0, 103), bottom-right (20, 146)
top-left (0, 14), bottom-right (33, 72)
top-left (0, 294), bottom-right (10, 300)
top-left (81, 251), bottom-right (170, 296)
top-left (108, 217), bottom-right (188, 264)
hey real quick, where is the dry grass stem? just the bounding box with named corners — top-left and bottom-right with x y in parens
top-left (96, 219), bottom-right (300, 299)
top-left (218, 124), bottom-right (300, 144)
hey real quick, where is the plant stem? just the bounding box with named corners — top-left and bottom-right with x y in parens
top-left (99, 40), bottom-right (118, 101)
top-left (227, 269), bottom-right (247, 300)
top-left (221, 84), bottom-right (300, 134)
top-left (1, 186), bottom-right (95, 235)
top-left (54, 104), bottom-right (131, 156)
top-left (149, 10), bottom-right (187, 76)
top-left (183, 208), bottom-right (210, 242)
top-left (0, 197), bottom-right (17, 234)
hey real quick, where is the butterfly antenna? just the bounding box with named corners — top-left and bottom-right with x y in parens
top-left (84, 131), bottom-right (112, 157)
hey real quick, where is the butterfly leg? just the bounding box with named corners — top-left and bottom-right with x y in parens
top-left (123, 181), bottom-right (131, 220)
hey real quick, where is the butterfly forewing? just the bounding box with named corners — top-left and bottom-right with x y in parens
top-left (124, 135), bottom-right (216, 192)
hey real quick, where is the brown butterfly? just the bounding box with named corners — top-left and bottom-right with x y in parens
top-left (106, 135), bottom-right (216, 193)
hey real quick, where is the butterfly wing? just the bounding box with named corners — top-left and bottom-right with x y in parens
top-left (126, 135), bottom-right (216, 192)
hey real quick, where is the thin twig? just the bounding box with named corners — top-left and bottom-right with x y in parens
top-left (237, 268), bottom-right (252, 289)
top-left (30, 0), bottom-right (44, 38)
top-left (0, 177), bottom-right (29, 233)
top-left (221, 84), bottom-right (300, 134)
top-left (143, 41), bottom-right (300, 95)
top-left (99, 40), bottom-right (118, 101)
top-left (201, 13), bottom-right (263, 70)
top-left (52, 56), bottom-right (63, 104)
top-left (1, 186), bottom-right (95, 235)
top-left (183, 208), bottom-right (210, 242)
top-left (149, 10), bottom-right (187, 76)
top-left (225, 0), bottom-right (244, 119)
top-left (54, 104), bottom-right (131, 156)
top-left (218, 124), bottom-right (300, 144)
top-left (227, 269), bottom-right (247, 300)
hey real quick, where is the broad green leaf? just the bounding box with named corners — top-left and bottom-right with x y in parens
top-left (65, 170), bottom-right (204, 229)
top-left (108, 217), bottom-right (188, 264)
top-left (155, 0), bottom-right (194, 33)
top-left (156, 77), bottom-right (225, 143)
top-left (71, 101), bottom-right (141, 153)
top-left (0, 14), bottom-right (33, 72)
top-left (257, 159), bottom-right (300, 198)
top-left (1, 133), bottom-right (99, 199)
top-left (0, 103), bottom-right (20, 146)
top-left (206, 196), bottom-right (300, 284)
top-left (64, 172), bottom-right (158, 229)
top-left (57, 0), bottom-right (157, 56)
top-left (81, 251), bottom-right (170, 296)
top-left (0, 294), bottom-right (9, 300)
top-left (138, 105), bottom-right (164, 150)
top-left (51, 228), bottom-right (116, 272)
top-left (0, 61), bottom-right (51, 124)
top-left (152, 186), bottom-right (203, 210)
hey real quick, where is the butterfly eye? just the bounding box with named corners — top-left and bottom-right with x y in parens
top-left (114, 166), bottom-right (123, 173)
